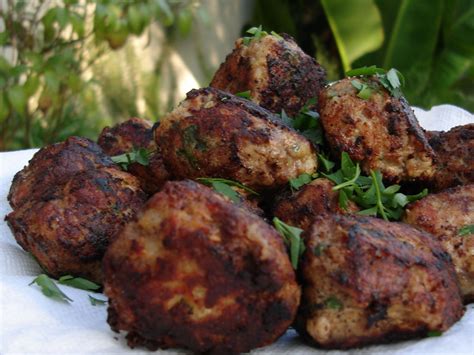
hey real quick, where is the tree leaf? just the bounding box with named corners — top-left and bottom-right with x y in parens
top-left (383, 0), bottom-right (444, 97)
top-left (321, 0), bottom-right (384, 71)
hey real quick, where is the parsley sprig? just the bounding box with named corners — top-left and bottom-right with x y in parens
top-left (273, 217), bottom-right (305, 269)
top-left (280, 98), bottom-right (324, 146)
top-left (346, 66), bottom-right (405, 98)
top-left (242, 25), bottom-right (282, 45)
top-left (322, 152), bottom-right (428, 220)
top-left (459, 225), bottom-right (474, 236)
top-left (111, 147), bottom-right (151, 171)
top-left (289, 173), bottom-right (316, 192)
top-left (235, 90), bottom-right (251, 99)
top-left (197, 178), bottom-right (258, 203)
top-left (29, 274), bottom-right (106, 306)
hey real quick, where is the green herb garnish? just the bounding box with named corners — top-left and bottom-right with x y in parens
top-left (322, 152), bottom-right (427, 220)
top-left (197, 178), bottom-right (258, 203)
top-left (111, 147), bottom-right (151, 171)
top-left (325, 296), bottom-right (343, 310)
top-left (273, 217), bottom-right (305, 269)
top-left (242, 26), bottom-right (281, 45)
top-left (279, 98), bottom-right (324, 146)
top-left (318, 153), bottom-right (335, 173)
top-left (58, 275), bottom-right (101, 292)
top-left (427, 330), bottom-right (443, 337)
top-left (289, 173), bottom-right (315, 191)
top-left (346, 66), bottom-right (405, 98)
top-left (351, 79), bottom-right (374, 100)
top-left (29, 274), bottom-right (72, 303)
top-left (313, 243), bottom-right (327, 257)
top-left (89, 295), bottom-right (107, 306)
top-left (459, 225), bottom-right (474, 236)
top-left (235, 90), bottom-right (251, 99)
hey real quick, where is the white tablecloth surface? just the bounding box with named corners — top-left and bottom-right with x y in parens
top-left (1, 105), bottom-right (473, 354)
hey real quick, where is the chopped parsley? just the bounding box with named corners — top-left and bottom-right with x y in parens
top-left (459, 225), bottom-right (474, 236)
top-left (321, 152), bottom-right (427, 220)
top-left (242, 25), bottom-right (282, 45)
top-left (279, 98), bottom-right (324, 146)
top-left (197, 177), bottom-right (258, 203)
top-left (427, 330), bottom-right (443, 337)
top-left (89, 295), bottom-right (107, 306)
top-left (346, 66), bottom-right (405, 98)
top-left (273, 217), bottom-right (305, 270)
top-left (325, 296), bottom-right (343, 310)
top-left (235, 90), bottom-right (251, 99)
top-left (29, 274), bottom-right (72, 303)
top-left (289, 173), bottom-right (315, 191)
top-left (58, 275), bottom-right (101, 292)
top-left (111, 147), bottom-right (151, 171)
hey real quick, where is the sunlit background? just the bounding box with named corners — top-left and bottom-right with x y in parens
top-left (0, 0), bottom-right (473, 150)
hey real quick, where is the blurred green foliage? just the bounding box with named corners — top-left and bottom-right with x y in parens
top-left (0, 0), bottom-right (198, 150)
top-left (250, 0), bottom-right (474, 112)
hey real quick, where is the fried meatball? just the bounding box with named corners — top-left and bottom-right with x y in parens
top-left (155, 87), bottom-right (317, 191)
top-left (103, 180), bottom-right (300, 354)
top-left (296, 213), bottom-right (464, 349)
top-left (210, 32), bottom-right (326, 116)
top-left (426, 124), bottom-right (474, 191)
top-left (273, 178), bottom-right (359, 230)
top-left (8, 136), bottom-right (114, 209)
top-left (319, 77), bottom-right (435, 184)
top-left (97, 117), bottom-right (171, 194)
top-left (403, 184), bottom-right (474, 302)
top-left (6, 167), bottom-right (146, 283)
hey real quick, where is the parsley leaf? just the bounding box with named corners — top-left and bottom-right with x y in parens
top-left (242, 25), bottom-right (268, 45)
top-left (197, 178), bottom-right (258, 203)
top-left (323, 153), bottom-right (427, 221)
top-left (427, 330), bottom-right (443, 337)
top-left (89, 295), bottom-right (107, 306)
top-left (279, 98), bottom-right (324, 146)
top-left (111, 148), bottom-right (151, 171)
top-left (58, 275), bottom-right (101, 291)
top-left (346, 66), bottom-right (405, 98)
top-left (273, 217), bottom-right (305, 270)
top-left (289, 173), bottom-right (315, 191)
top-left (459, 225), bottom-right (474, 236)
top-left (325, 296), bottom-right (343, 310)
top-left (30, 274), bottom-right (72, 303)
top-left (236, 90), bottom-right (251, 99)
top-left (318, 153), bottom-right (335, 173)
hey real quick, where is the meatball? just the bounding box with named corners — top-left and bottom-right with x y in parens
top-left (103, 180), bottom-right (300, 354)
top-left (6, 167), bottom-right (146, 284)
top-left (273, 178), bottom-right (359, 230)
top-left (403, 184), bottom-right (474, 302)
top-left (155, 87), bottom-right (317, 191)
top-left (426, 124), bottom-right (474, 191)
top-left (210, 32), bottom-right (326, 117)
top-left (97, 117), bottom-right (171, 194)
top-left (296, 213), bottom-right (464, 349)
top-left (7, 136), bottom-right (114, 209)
top-left (319, 77), bottom-right (435, 183)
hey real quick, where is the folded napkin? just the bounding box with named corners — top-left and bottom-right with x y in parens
top-left (1, 105), bottom-right (473, 354)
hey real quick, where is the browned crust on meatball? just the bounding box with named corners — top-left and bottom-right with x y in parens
top-left (210, 33), bottom-right (326, 116)
top-left (6, 167), bottom-right (146, 283)
top-left (97, 117), bottom-right (155, 155)
top-left (296, 213), bottom-right (464, 349)
top-left (97, 118), bottom-right (171, 194)
top-left (403, 184), bottom-right (474, 302)
top-left (7, 136), bottom-right (115, 209)
top-left (103, 180), bottom-right (300, 354)
top-left (427, 124), bottom-right (474, 191)
top-left (155, 87), bottom-right (317, 191)
top-left (319, 78), bottom-right (435, 184)
top-left (273, 178), bottom-right (359, 230)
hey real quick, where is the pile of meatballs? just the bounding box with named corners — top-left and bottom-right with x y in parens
top-left (5, 31), bottom-right (474, 354)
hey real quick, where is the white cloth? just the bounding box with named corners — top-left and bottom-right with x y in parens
top-left (1, 105), bottom-right (473, 354)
